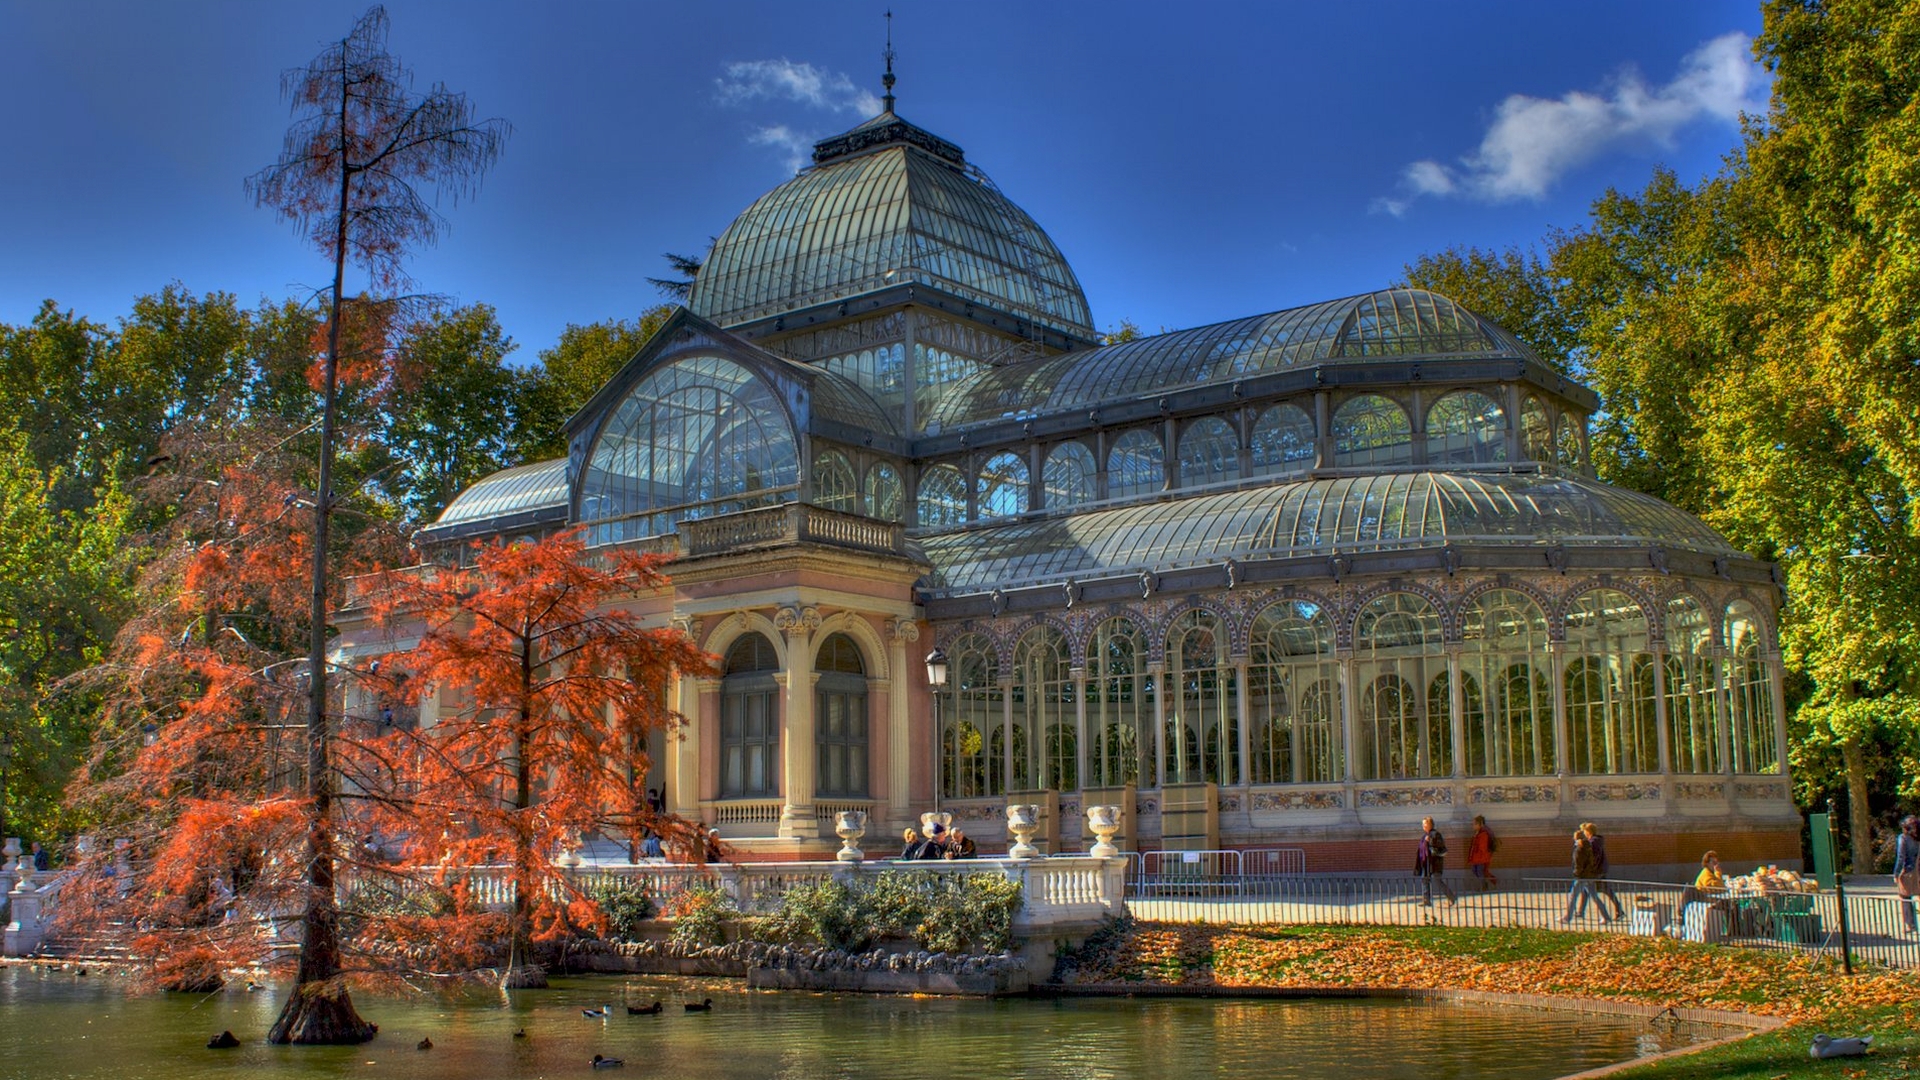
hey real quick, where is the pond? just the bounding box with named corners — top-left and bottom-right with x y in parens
top-left (0, 967), bottom-right (1735, 1080)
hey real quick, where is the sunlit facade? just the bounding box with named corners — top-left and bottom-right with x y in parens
top-left (372, 103), bottom-right (1798, 874)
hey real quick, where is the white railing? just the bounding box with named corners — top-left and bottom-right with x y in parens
top-left (712, 800), bottom-right (784, 825)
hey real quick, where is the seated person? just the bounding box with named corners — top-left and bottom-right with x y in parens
top-left (918, 823), bottom-right (950, 859)
top-left (900, 827), bottom-right (924, 859)
top-left (947, 826), bottom-right (977, 859)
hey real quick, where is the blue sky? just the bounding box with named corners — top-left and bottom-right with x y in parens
top-left (1, 0), bottom-right (1766, 360)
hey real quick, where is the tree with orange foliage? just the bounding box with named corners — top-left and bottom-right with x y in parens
top-left (367, 530), bottom-right (714, 988)
top-left (243, 4), bottom-right (506, 1043)
top-left (60, 419), bottom-right (408, 995)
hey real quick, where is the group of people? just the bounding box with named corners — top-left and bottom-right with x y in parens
top-left (1412, 815), bottom-right (1500, 906)
top-left (899, 822), bottom-right (977, 860)
top-left (1562, 821), bottom-right (1626, 922)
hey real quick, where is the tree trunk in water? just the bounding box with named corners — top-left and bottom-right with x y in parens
top-left (1842, 735), bottom-right (1875, 874)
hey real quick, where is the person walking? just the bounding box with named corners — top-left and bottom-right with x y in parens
top-left (1467, 815), bottom-right (1498, 891)
top-left (1583, 823), bottom-right (1626, 921)
top-left (1561, 828), bottom-right (1602, 922)
top-left (1414, 817), bottom-right (1456, 907)
top-left (1895, 816), bottom-right (1920, 934)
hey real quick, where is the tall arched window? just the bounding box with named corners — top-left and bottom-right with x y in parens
top-left (1520, 396), bottom-right (1553, 465)
top-left (1564, 590), bottom-right (1657, 774)
top-left (1461, 590), bottom-right (1552, 777)
top-left (976, 451), bottom-right (1030, 519)
top-left (815, 633), bottom-right (869, 798)
top-left (1725, 601), bottom-right (1780, 774)
top-left (1087, 616), bottom-right (1152, 788)
top-left (1248, 601), bottom-right (1340, 784)
top-left (1249, 404), bottom-right (1315, 477)
top-left (1012, 626), bottom-right (1074, 791)
top-left (864, 462), bottom-right (904, 522)
top-left (720, 633), bottom-right (781, 798)
top-left (1425, 390), bottom-right (1508, 465)
top-left (940, 634), bottom-right (998, 799)
top-left (1333, 394), bottom-right (1413, 468)
top-left (580, 355), bottom-right (798, 545)
top-left (1177, 417), bottom-right (1241, 489)
top-left (1167, 610), bottom-right (1237, 786)
top-left (1557, 416), bottom-right (1584, 473)
top-left (1107, 429), bottom-right (1165, 499)
top-left (916, 463), bottom-right (968, 527)
top-left (812, 449), bottom-right (858, 513)
top-left (1355, 593), bottom-right (1449, 779)
top-left (1043, 442), bottom-right (1097, 509)
top-left (1666, 596), bottom-right (1721, 773)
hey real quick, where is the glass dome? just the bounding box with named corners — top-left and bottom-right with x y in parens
top-left (919, 470), bottom-right (1737, 595)
top-left (428, 458), bottom-right (569, 530)
top-left (928, 289), bottom-right (1537, 430)
top-left (689, 112), bottom-right (1095, 341)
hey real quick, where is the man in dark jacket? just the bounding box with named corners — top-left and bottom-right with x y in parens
top-left (1584, 822), bottom-right (1626, 920)
top-left (1414, 817), bottom-right (1456, 906)
top-left (1561, 829), bottom-right (1602, 921)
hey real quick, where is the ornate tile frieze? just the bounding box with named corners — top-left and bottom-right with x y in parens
top-left (1468, 784), bottom-right (1559, 804)
top-left (1673, 780), bottom-right (1727, 800)
top-left (1251, 789), bottom-right (1345, 811)
top-left (1572, 781), bottom-right (1662, 802)
top-left (1734, 780), bottom-right (1789, 801)
top-left (1358, 786), bottom-right (1453, 808)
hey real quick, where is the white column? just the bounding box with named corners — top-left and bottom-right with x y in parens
top-left (778, 606), bottom-right (821, 838)
top-left (1447, 647), bottom-right (1467, 778)
top-left (1072, 668), bottom-right (1089, 794)
top-left (887, 618), bottom-right (917, 825)
top-left (1149, 661), bottom-right (1168, 789)
top-left (671, 675), bottom-right (712, 817)
top-left (1233, 659), bottom-right (1252, 788)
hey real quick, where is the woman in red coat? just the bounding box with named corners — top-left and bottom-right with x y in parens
top-left (1467, 815), bottom-right (1497, 891)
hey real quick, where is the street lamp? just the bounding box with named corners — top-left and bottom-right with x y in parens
top-left (925, 648), bottom-right (949, 812)
top-left (0, 731), bottom-right (13, 840)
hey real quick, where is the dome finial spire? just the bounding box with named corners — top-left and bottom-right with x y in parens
top-left (881, 9), bottom-right (896, 113)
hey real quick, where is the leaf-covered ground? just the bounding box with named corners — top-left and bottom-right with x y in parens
top-left (1054, 922), bottom-right (1920, 1078)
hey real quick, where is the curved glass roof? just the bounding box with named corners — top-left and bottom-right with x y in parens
top-left (927, 288), bottom-right (1535, 430)
top-left (918, 471), bottom-right (1736, 594)
top-left (800, 362), bottom-right (897, 437)
top-left (430, 458), bottom-right (570, 529)
top-left (689, 112), bottom-right (1094, 340)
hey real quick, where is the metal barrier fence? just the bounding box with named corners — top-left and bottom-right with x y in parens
top-left (1124, 848), bottom-right (1309, 896)
top-left (1123, 872), bottom-right (1920, 969)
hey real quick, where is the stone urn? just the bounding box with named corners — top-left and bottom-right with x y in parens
top-left (1085, 804), bottom-right (1122, 859)
top-left (1006, 804), bottom-right (1040, 860)
top-left (556, 843), bottom-right (582, 869)
top-left (835, 810), bottom-right (868, 863)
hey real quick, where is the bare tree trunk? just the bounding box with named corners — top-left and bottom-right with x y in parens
top-left (1842, 734), bottom-right (1875, 874)
top-left (269, 54), bottom-right (373, 1045)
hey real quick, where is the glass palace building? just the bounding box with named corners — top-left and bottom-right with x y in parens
top-left (364, 104), bottom-right (1799, 873)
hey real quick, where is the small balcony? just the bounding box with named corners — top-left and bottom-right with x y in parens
top-left (680, 504), bottom-right (907, 558)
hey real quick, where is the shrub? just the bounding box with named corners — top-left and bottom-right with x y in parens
top-left (757, 870), bottom-right (1022, 955)
top-left (661, 879), bottom-right (735, 948)
top-left (584, 880), bottom-right (657, 943)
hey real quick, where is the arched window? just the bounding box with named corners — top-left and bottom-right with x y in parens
top-left (1167, 610), bottom-right (1237, 786)
top-left (976, 451), bottom-right (1030, 519)
top-left (1177, 417), bottom-right (1241, 489)
top-left (916, 463), bottom-right (968, 527)
top-left (580, 355), bottom-right (797, 545)
top-left (1461, 590), bottom-right (1552, 777)
top-left (940, 634), bottom-right (998, 799)
top-left (1248, 601), bottom-right (1340, 784)
top-left (1087, 616), bottom-right (1152, 788)
top-left (812, 449), bottom-right (857, 513)
top-left (864, 462), bottom-right (904, 522)
top-left (1107, 429), bottom-right (1165, 499)
top-left (1665, 596), bottom-right (1721, 773)
top-left (1355, 593), bottom-right (1448, 779)
top-left (1725, 601), bottom-right (1779, 774)
top-left (1011, 626), bottom-right (1073, 791)
top-left (721, 633), bottom-right (781, 798)
top-left (1520, 396), bottom-right (1553, 465)
top-left (1426, 390), bottom-right (1508, 465)
top-left (815, 633), bottom-right (869, 798)
top-left (1249, 404), bottom-right (1315, 477)
top-left (1332, 394), bottom-right (1413, 468)
top-left (1564, 590), bottom-right (1657, 775)
top-left (1557, 416), bottom-right (1584, 473)
top-left (1043, 442), bottom-right (1097, 509)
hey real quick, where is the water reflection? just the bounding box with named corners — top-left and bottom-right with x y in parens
top-left (0, 968), bottom-right (1731, 1080)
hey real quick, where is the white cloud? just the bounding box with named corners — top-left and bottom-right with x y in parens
top-left (716, 59), bottom-right (882, 116)
top-left (749, 124), bottom-right (816, 174)
top-left (1382, 32), bottom-right (1766, 211)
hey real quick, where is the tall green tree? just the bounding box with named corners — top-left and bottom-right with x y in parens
top-left (378, 304), bottom-right (519, 521)
top-left (510, 308), bottom-right (672, 461)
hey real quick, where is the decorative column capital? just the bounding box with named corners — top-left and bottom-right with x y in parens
top-left (775, 605), bottom-right (821, 638)
top-left (888, 617), bottom-right (920, 644)
top-left (670, 613), bottom-right (702, 640)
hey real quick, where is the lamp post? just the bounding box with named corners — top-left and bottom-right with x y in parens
top-left (0, 731), bottom-right (13, 841)
top-left (925, 648), bottom-right (949, 813)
